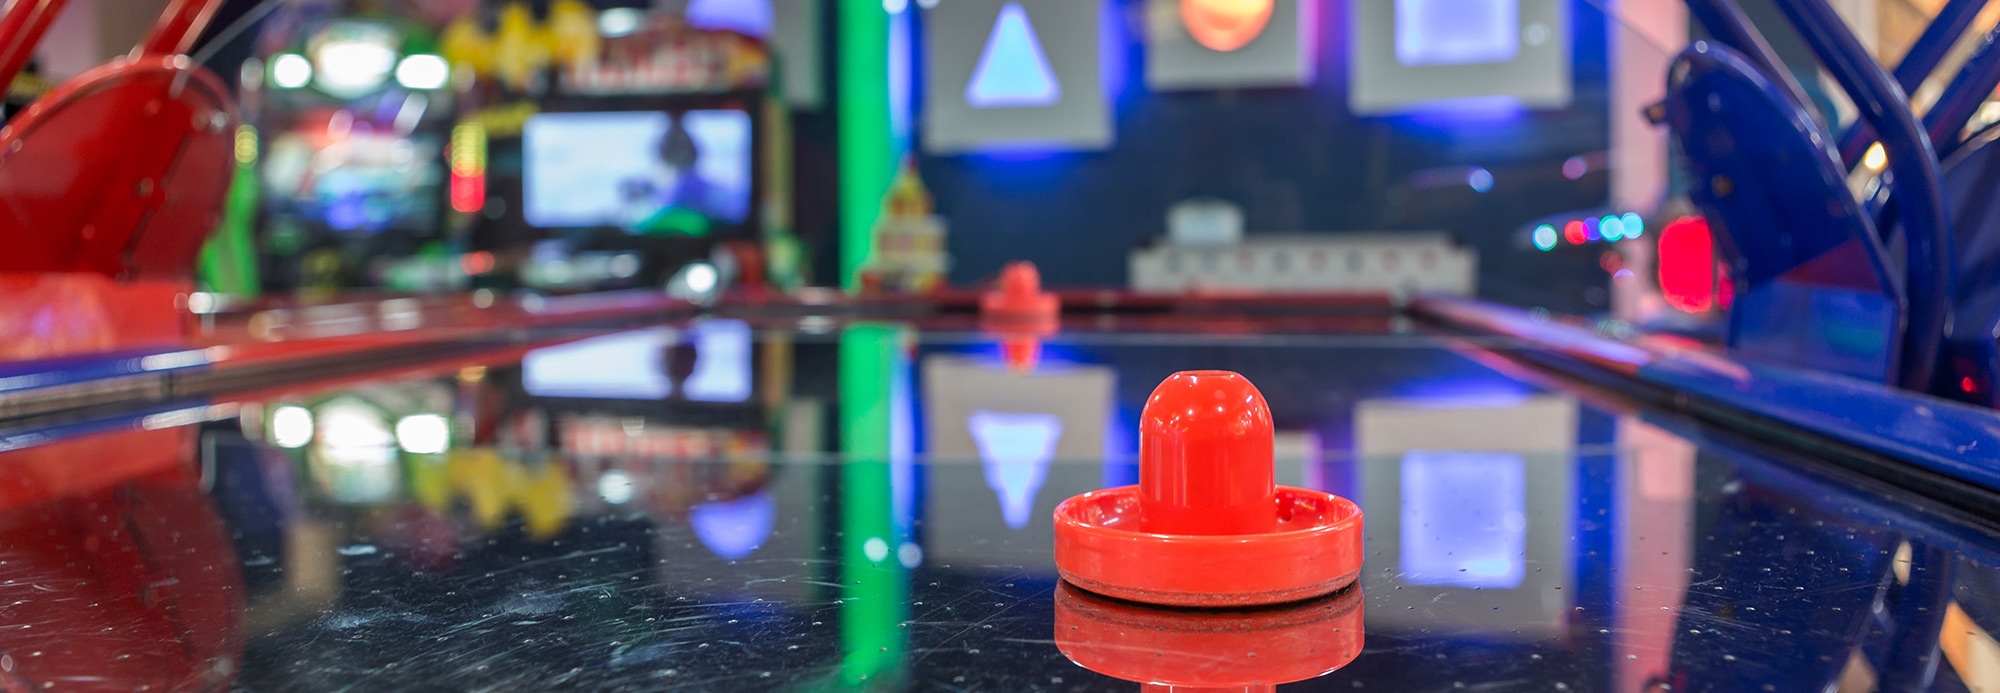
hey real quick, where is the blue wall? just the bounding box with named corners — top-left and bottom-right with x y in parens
top-left (912, 0), bottom-right (1616, 298)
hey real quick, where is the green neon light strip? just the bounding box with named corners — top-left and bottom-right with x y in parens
top-left (837, 0), bottom-right (895, 291)
top-left (198, 129), bottom-right (262, 294)
top-left (838, 323), bottom-right (908, 685)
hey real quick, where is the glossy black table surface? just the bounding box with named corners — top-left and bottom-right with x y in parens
top-left (1, 318), bottom-right (1995, 692)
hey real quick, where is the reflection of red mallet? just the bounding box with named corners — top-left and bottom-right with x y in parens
top-left (1054, 581), bottom-right (1364, 692)
top-left (1054, 371), bottom-right (1364, 607)
top-left (980, 261), bottom-right (1059, 373)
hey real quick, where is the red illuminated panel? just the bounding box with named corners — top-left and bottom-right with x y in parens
top-left (1657, 217), bottom-right (1715, 313)
top-left (449, 122), bottom-right (487, 213)
top-left (1182, 0), bottom-right (1275, 52)
top-left (450, 173), bottom-right (485, 214)
top-left (1563, 220), bottom-right (1586, 245)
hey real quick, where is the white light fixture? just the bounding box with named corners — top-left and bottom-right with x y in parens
top-left (319, 402), bottom-right (395, 452)
top-left (394, 413), bottom-right (451, 454)
top-left (186, 292), bottom-right (219, 314)
top-left (608, 253), bottom-right (640, 279)
top-left (314, 40), bottom-right (397, 94)
top-left (271, 53), bottom-right (312, 89)
top-left (685, 262), bottom-right (718, 293)
top-left (272, 405), bottom-right (315, 448)
top-left (1863, 142), bottom-right (1887, 172)
top-left (598, 7), bottom-right (644, 38)
top-left (395, 54), bottom-right (449, 90)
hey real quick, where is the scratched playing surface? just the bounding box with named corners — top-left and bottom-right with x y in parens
top-left (1, 326), bottom-right (1996, 691)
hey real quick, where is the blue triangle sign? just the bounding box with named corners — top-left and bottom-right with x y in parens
top-left (966, 2), bottom-right (1062, 108)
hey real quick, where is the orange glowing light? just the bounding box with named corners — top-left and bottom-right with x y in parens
top-left (1181, 0), bottom-right (1274, 52)
top-left (461, 251), bottom-right (495, 275)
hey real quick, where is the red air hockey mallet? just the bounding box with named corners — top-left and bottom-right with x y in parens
top-left (980, 261), bottom-right (1059, 373)
top-left (1054, 370), bottom-right (1364, 607)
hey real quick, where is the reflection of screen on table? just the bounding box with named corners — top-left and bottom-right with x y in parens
top-left (520, 320), bottom-right (753, 402)
top-left (523, 109), bottom-right (752, 228)
top-left (522, 327), bottom-right (675, 399)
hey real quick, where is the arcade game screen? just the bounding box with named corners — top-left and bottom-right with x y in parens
top-left (260, 116), bottom-right (444, 236)
top-left (522, 109), bottom-right (754, 230)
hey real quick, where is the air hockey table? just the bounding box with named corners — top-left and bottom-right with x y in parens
top-left (0, 295), bottom-right (1997, 692)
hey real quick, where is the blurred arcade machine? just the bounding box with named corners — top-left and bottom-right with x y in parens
top-left (228, 1), bottom-right (792, 297)
top-left (245, 10), bottom-right (458, 294)
top-left (514, 318), bottom-right (774, 516)
top-left (444, 3), bottom-right (777, 295)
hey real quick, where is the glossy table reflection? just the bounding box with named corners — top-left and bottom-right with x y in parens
top-left (0, 319), bottom-right (1996, 691)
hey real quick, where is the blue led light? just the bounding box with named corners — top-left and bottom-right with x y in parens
top-left (1601, 215), bottom-right (1624, 241)
top-left (1532, 224), bottom-right (1557, 251)
top-left (1621, 212), bottom-right (1644, 238)
top-left (1395, 0), bottom-right (1521, 67)
top-left (966, 3), bottom-right (1062, 108)
top-left (1466, 167), bottom-right (1495, 193)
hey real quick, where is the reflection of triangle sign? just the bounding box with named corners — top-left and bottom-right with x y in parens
top-left (969, 410), bottom-right (1062, 529)
top-left (966, 2), bottom-right (1062, 108)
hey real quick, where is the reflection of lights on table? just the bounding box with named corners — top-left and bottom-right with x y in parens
top-left (523, 327), bottom-right (675, 399)
top-left (691, 490), bottom-right (776, 560)
top-left (395, 413), bottom-right (450, 455)
top-left (597, 7), bottom-right (642, 37)
top-left (272, 405), bottom-right (314, 448)
top-left (312, 400), bottom-right (400, 504)
top-left (684, 319), bottom-right (754, 402)
top-left (598, 470), bottom-right (636, 504)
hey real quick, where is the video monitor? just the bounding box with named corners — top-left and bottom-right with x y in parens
top-left (523, 109), bottom-right (753, 229)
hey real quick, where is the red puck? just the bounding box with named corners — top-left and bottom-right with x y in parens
top-left (1053, 370), bottom-right (1364, 607)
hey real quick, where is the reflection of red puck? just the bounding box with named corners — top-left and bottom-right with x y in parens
top-left (1054, 371), bottom-right (1363, 607)
top-left (980, 260), bottom-right (1060, 323)
top-left (1054, 581), bottom-right (1364, 689)
top-left (981, 261), bottom-right (1059, 372)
